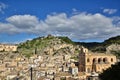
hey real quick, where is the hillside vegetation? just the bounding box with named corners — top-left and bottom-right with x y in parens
top-left (103, 35), bottom-right (120, 45)
top-left (18, 35), bottom-right (80, 57)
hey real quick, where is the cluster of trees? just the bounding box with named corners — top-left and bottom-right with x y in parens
top-left (99, 62), bottom-right (120, 80)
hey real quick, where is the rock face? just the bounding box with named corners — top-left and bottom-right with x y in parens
top-left (43, 43), bottom-right (74, 55)
top-left (41, 38), bottom-right (78, 55)
top-left (106, 44), bottom-right (120, 53)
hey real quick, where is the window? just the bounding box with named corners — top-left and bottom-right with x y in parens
top-left (103, 58), bottom-right (108, 63)
top-left (98, 58), bottom-right (102, 64)
top-left (111, 58), bottom-right (113, 62)
top-left (93, 58), bottom-right (97, 64)
top-left (87, 58), bottom-right (90, 63)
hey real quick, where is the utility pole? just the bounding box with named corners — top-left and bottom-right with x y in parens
top-left (16, 72), bottom-right (19, 80)
top-left (30, 67), bottom-right (33, 80)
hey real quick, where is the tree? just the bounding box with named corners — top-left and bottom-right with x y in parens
top-left (99, 62), bottom-right (120, 80)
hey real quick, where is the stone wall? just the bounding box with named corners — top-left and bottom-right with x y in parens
top-left (0, 44), bottom-right (17, 52)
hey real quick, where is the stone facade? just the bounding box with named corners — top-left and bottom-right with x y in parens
top-left (78, 47), bottom-right (116, 73)
top-left (0, 44), bottom-right (17, 52)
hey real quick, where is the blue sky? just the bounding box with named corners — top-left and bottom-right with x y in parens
top-left (0, 0), bottom-right (120, 43)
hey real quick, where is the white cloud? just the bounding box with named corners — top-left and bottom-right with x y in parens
top-left (6, 15), bottom-right (39, 29)
top-left (0, 23), bottom-right (18, 34)
top-left (0, 12), bottom-right (120, 41)
top-left (103, 9), bottom-right (117, 14)
top-left (0, 2), bottom-right (7, 14)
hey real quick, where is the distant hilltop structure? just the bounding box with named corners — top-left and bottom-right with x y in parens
top-left (0, 44), bottom-right (18, 52)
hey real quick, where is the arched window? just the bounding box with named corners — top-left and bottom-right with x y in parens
top-left (103, 58), bottom-right (108, 63)
top-left (87, 58), bottom-right (90, 63)
top-left (93, 58), bottom-right (97, 64)
top-left (111, 58), bottom-right (113, 62)
top-left (98, 58), bottom-right (102, 64)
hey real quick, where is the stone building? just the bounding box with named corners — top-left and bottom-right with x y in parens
top-left (0, 44), bottom-right (17, 52)
top-left (78, 47), bottom-right (116, 73)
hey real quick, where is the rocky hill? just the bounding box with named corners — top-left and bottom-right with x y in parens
top-left (18, 35), bottom-right (80, 57)
top-left (76, 35), bottom-right (120, 58)
top-left (103, 35), bottom-right (120, 45)
top-left (76, 35), bottom-right (120, 51)
top-left (106, 44), bottom-right (120, 58)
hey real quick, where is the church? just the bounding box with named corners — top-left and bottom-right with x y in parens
top-left (78, 47), bottom-right (117, 73)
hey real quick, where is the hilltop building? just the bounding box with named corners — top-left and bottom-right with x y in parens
top-left (0, 44), bottom-right (17, 52)
top-left (78, 47), bottom-right (117, 73)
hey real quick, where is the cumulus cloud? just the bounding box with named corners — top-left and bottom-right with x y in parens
top-left (6, 15), bottom-right (39, 29)
top-left (0, 13), bottom-right (120, 41)
top-left (0, 2), bottom-right (7, 14)
top-left (103, 9), bottom-right (117, 14)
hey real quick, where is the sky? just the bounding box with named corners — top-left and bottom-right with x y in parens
top-left (0, 0), bottom-right (120, 43)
